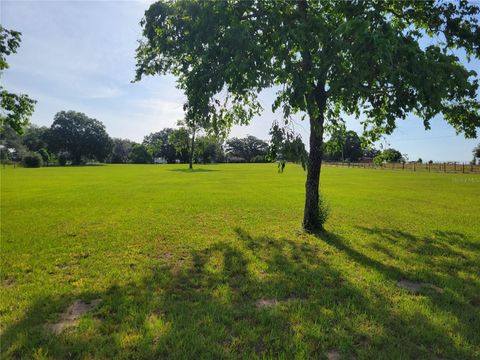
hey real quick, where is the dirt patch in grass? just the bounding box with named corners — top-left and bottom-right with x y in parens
top-left (255, 298), bottom-right (279, 308)
top-left (397, 280), bottom-right (443, 294)
top-left (255, 297), bottom-right (305, 308)
top-left (48, 299), bottom-right (101, 335)
top-left (327, 350), bottom-right (341, 360)
top-left (3, 277), bottom-right (15, 288)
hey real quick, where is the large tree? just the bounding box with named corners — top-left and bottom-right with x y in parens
top-left (324, 130), bottom-right (363, 162)
top-left (22, 125), bottom-right (49, 152)
top-left (195, 135), bottom-right (225, 164)
top-left (168, 127), bottom-right (191, 163)
top-left (136, 0), bottom-right (480, 231)
top-left (110, 138), bottom-right (135, 164)
top-left (143, 128), bottom-right (177, 163)
top-left (48, 111), bottom-right (112, 165)
top-left (226, 135), bottom-right (268, 162)
top-left (128, 143), bottom-right (153, 164)
top-left (0, 26), bottom-right (36, 134)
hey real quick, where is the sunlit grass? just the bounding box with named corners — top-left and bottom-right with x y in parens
top-left (1, 164), bottom-right (479, 359)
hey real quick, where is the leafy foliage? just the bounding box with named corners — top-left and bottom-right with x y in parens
top-left (143, 128), bottom-right (178, 163)
top-left (474, 143), bottom-right (480, 159)
top-left (22, 153), bottom-right (42, 168)
top-left (374, 148), bottom-right (404, 165)
top-left (324, 130), bottom-right (363, 162)
top-left (194, 135), bottom-right (225, 164)
top-left (110, 138), bottom-right (135, 164)
top-left (0, 26), bottom-right (36, 134)
top-left (47, 111), bottom-right (113, 165)
top-left (58, 152), bottom-right (68, 166)
top-left (128, 144), bottom-right (153, 164)
top-left (267, 122), bottom-right (308, 172)
top-left (22, 125), bottom-right (49, 152)
top-left (225, 135), bottom-right (268, 163)
top-left (168, 127), bottom-right (190, 161)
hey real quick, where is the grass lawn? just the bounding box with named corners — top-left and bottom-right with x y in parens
top-left (1, 163), bottom-right (479, 359)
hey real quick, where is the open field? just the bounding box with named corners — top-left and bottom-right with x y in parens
top-left (1, 164), bottom-right (479, 359)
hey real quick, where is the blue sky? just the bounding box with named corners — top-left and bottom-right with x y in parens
top-left (2, 0), bottom-right (479, 162)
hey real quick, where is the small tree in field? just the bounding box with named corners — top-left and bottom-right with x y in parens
top-left (136, 1), bottom-right (480, 231)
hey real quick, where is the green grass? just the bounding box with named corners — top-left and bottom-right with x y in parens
top-left (1, 164), bottom-right (479, 359)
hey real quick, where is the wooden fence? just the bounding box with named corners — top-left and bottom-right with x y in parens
top-left (323, 161), bottom-right (480, 174)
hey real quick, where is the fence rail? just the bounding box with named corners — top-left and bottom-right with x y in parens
top-left (323, 161), bottom-right (480, 174)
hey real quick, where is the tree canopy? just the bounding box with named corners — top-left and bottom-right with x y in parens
top-left (48, 111), bottom-right (112, 165)
top-left (0, 26), bottom-right (36, 134)
top-left (110, 138), bottom-right (135, 164)
top-left (226, 135), bottom-right (268, 162)
top-left (133, 0), bottom-right (479, 228)
top-left (324, 130), bottom-right (363, 162)
top-left (143, 128), bottom-right (178, 163)
top-left (136, 0), bottom-right (480, 230)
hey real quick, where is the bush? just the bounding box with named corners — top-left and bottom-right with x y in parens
top-left (318, 194), bottom-right (330, 228)
top-left (22, 153), bottom-right (43, 168)
top-left (58, 153), bottom-right (68, 166)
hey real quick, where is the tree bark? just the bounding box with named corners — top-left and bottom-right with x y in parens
top-left (303, 85), bottom-right (326, 232)
top-left (189, 127), bottom-right (196, 170)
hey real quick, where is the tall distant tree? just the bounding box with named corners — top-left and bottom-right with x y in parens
top-left (324, 130), bottom-right (363, 162)
top-left (0, 124), bottom-right (26, 161)
top-left (362, 147), bottom-right (381, 160)
top-left (226, 135), bottom-right (268, 162)
top-left (143, 128), bottom-right (177, 163)
top-left (48, 111), bottom-right (112, 165)
top-left (22, 125), bottom-right (49, 152)
top-left (168, 127), bottom-right (191, 163)
top-left (136, 1), bottom-right (480, 231)
top-left (473, 143), bottom-right (480, 164)
top-left (0, 26), bottom-right (36, 134)
top-left (195, 135), bottom-right (225, 164)
top-left (110, 138), bottom-right (134, 164)
top-left (128, 143), bottom-right (152, 164)
top-left (374, 148), bottom-right (404, 165)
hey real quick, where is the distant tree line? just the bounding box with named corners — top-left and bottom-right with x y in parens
top-left (0, 110), bottom-right (274, 167)
top-left (1, 108), bottom-right (423, 168)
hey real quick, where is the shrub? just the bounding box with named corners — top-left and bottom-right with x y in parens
top-left (58, 153), bottom-right (68, 166)
top-left (22, 153), bottom-right (43, 168)
top-left (318, 194), bottom-right (330, 229)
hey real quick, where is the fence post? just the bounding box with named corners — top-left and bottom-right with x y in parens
top-left (413, 162), bottom-right (416, 172)
top-left (428, 162), bottom-right (431, 173)
top-left (444, 163), bottom-right (447, 173)
top-left (463, 162), bottom-right (465, 174)
top-left (454, 162), bottom-right (456, 172)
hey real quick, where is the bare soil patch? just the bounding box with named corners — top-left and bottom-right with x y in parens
top-left (397, 280), bottom-right (443, 294)
top-left (48, 299), bottom-right (102, 334)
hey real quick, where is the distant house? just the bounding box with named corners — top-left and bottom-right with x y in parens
top-left (153, 157), bottom-right (167, 164)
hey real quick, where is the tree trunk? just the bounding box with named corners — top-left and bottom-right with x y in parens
top-left (303, 86), bottom-right (326, 232)
top-left (296, 0), bottom-right (327, 231)
top-left (189, 128), bottom-right (196, 170)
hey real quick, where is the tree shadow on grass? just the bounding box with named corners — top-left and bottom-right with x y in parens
top-left (315, 227), bottom-right (480, 357)
top-left (1, 228), bottom-right (478, 359)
